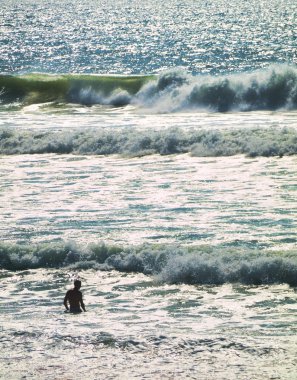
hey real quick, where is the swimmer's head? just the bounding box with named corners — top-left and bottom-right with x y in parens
top-left (74, 279), bottom-right (81, 289)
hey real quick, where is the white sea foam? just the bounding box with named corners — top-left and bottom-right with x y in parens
top-left (1, 241), bottom-right (297, 286)
top-left (1, 125), bottom-right (297, 157)
top-left (134, 65), bottom-right (297, 113)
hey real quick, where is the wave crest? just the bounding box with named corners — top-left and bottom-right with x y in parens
top-left (1, 241), bottom-right (297, 286)
top-left (136, 65), bottom-right (297, 112)
top-left (1, 65), bottom-right (297, 112)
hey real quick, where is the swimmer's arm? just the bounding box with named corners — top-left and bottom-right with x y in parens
top-left (81, 302), bottom-right (86, 312)
top-left (79, 293), bottom-right (86, 312)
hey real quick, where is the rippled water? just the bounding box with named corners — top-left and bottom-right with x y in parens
top-left (1, 0), bottom-right (297, 74)
top-left (1, 153), bottom-right (296, 248)
top-left (1, 0), bottom-right (297, 379)
top-left (1, 269), bottom-right (297, 379)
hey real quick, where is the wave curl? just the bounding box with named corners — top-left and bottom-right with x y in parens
top-left (1, 65), bottom-right (297, 112)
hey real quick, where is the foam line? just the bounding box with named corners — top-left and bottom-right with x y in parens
top-left (1, 126), bottom-right (296, 157)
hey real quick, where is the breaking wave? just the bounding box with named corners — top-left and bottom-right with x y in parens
top-left (1, 241), bottom-right (297, 286)
top-left (1, 125), bottom-right (297, 157)
top-left (1, 65), bottom-right (297, 112)
top-left (0, 73), bottom-right (150, 108)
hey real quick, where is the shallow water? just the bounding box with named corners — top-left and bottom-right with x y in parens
top-left (1, 269), bottom-right (297, 379)
top-left (1, 152), bottom-right (296, 248)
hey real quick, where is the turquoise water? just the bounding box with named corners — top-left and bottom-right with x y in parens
top-left (1, 0), bottom-right (297, 379)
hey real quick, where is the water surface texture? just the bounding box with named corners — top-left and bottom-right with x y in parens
top-left (1, 0), bottom-right (297, 379)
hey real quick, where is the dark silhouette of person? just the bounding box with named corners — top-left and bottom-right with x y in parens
top-left (64, 279), bottom-right (86, 313)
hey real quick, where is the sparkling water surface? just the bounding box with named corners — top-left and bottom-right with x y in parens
top-left (1, 152), bottom-right (297, 248)
top-left (1, 0), bottom-right (297, 74)
top-left (1, 269), bottom-right (297, 379)
top-left (1, 0), bottom-right (297, 379)
top-left (1, 109), bottom-right (297, 378)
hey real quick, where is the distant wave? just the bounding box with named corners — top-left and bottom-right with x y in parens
top-left (1, 241), bottom-right (297, 286)
top-left (1, 126), bottom-right (297, 157)
top-left (1, 65), bottom-right (297, 111)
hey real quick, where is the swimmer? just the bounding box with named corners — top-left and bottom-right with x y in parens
top-left (64, 279), bottom-right (86, 313)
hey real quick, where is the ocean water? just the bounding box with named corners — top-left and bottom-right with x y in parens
top-left (1, 0), bottom-right (297, 379)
